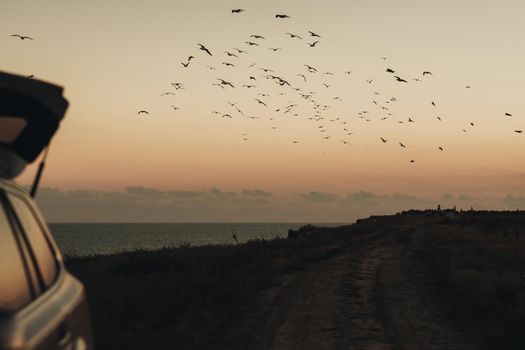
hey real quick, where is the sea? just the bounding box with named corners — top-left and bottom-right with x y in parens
top-left (48, 223), bottom-right (348, 257)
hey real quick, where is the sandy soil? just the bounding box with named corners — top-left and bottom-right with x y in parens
top-left (216, 227), bottom-right (484, 350)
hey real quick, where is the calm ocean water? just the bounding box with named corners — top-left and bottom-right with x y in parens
top-left (48, 223), bottom-right (347, 257)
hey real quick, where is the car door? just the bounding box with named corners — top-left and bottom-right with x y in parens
top-left (1, 188), bottom-right (92, 350)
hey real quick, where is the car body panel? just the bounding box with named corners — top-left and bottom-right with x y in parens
top-left (0, 179), bottom-right (93, 350)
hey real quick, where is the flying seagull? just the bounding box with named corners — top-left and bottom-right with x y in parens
top-left (255, 98), bottom-right (267, 106)
top-left (515, 130), bottom-right (523, 133)
top-left (217, 79), bottom-right (235, 88)
top-left (171, 105), bottom-right (180, 110)
top-left (275, 14), bottom-right (291, 18)
top-left (245, 41), bottom-right (259, 46)
top-left (285, 33), bottom-right (302, 39)
top-left (161, 92), bottom-right (175, 96)
top-left (234, 48), bottom-right (248, 54)
top-left (423, 71), bottom-right (433, 76)
top-left (505, 112), bottom-right (513, 117)
top-left (250, 35), bottom-right (266, 39)
top-left (137, 110), bottom-right (149, 115)
top-left (308, 31), bottom-right (321, 37)
top-left (11, 34), bottom-right (33, 40)
top-left (198, 43), bottom-right (212, 56)
top-left (386, 68), bottom-right (395, 73)
top-left (231, 9), bottom-right (244, 13)
top-left (380, 137), bottom-right (387, 143)
top-left (269, 47), bottom-right (281, 51)
top-left (394, 76), bottom-right (408, 83)
top-left (308, 41), bottom-right (319, 47)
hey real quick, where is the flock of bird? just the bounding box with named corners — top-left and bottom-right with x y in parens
top-left (10, 9), bottom-right (522, 164)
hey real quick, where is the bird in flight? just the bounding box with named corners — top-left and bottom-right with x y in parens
top-left (410, 159), bottom-right (415, 163)
top-left (11, 34), bottom-right (33, 40)
top-left (171, 105), bottom-right (180, 110)
top-left (181, 61), bottom-right (190, 68)
top-left (245, 41), bottom-right (259, 46)
top-left (308, 31), bottom-right (321, 37)
top-left (380, 57), bottom-right (388, 60)
top-left (515, 130), bottom-right (523, 133)
top-left (431, 101), bottom-right (436, 107)
top-left (366, 79), bottom-right (374, 84)
top-left (232, 9), bottom-right (244, 13)
top-left (234, 48), bottom-right (248, 54)
top-left (222, 62), bottom-right (235, 67)
top-left (227, 101), bottom-right (238, 106)
top-left (224, 51), bottom-right (238, 57)
top-left (275, 14), bottom-right (291, 18)
top-left (297, 74), bottom-right (306, 82)
top-left (198, 43), bottom-right (212, 56)
top-left (217, 79), bottom-right (235, 88)
top-left (206, 65), bottom-right (216, 70)
top-left (137, 110), bottom-right (149, 115)
top-left (255, 99), bottom-right (267, 106)
top-left (380, 137), bottom-right (387, 143)
top-left (438, 146), bottom-right (444, 151)
top-left (399, 142), bottom-right (406, 148)
top-left (161, 92), bottom-right (175, 96)
top-left (308, 41), bottom-right (319, 47)
top-left (505, 112), bottom-right (513, 117)
top-left (305, 64), bottom-right (317, 73)
top-left (423, 71), bottom-right (433, 76)
top-left (285, 33), bottom-right (302, 39)
top-left (269, 47), bottom-right (281, 51)
top-left (394, 76), bottom-right (408, 83)
top-left (386, 68), bottom-right (395, 73)
top-left (250, 34), bottom-right (266, 39)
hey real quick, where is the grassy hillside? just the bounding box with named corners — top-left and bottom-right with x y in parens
top-left (66, 213), bottom-right (525, 349)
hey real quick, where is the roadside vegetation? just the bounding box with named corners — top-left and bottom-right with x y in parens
top-left (66, 213), bottom-right (525, 350)
top-left (66, 225), bottom-right (354, 350)
top-left (418, 216), bottom-right (525, 350)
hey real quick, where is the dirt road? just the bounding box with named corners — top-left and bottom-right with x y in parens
top-left (220, 226), bottom-right (484, 350)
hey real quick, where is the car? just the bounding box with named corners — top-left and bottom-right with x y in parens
top-left (0, 70), bottom-right (94, 349)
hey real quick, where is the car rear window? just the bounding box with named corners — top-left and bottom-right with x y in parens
top-left (0, 197), bottom-right (32, 312)
top-left (0, 116), bottom-right (27, 143)
top-left (7, 193), bottom-right (58, 289)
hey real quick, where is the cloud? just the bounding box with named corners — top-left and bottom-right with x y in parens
top-left (296, 191), bottom-right (337, 203)
top-left (241, 189), bottom-right (273, 197)
top-left (32, 185), bottom-right (519, 223)
top-left (501, 195), bottom-right (525, 208)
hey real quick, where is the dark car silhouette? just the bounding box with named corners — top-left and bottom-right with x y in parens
top-left (0, 71), bottom-right (93, 349)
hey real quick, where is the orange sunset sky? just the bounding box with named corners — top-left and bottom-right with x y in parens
top-left (2, 0), bottom-right (525, 221)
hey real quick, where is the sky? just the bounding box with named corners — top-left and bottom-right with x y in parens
top-left (2, 0), bottom-right (525, 222)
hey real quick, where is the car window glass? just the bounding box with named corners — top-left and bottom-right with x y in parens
top-left (7, 193), bottom-right (57, 289)
top-left (0, 116), bottom-right (27, 143)
top-left (0, 198), bottom-right (32, 312)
